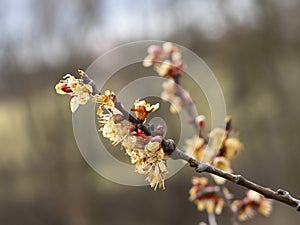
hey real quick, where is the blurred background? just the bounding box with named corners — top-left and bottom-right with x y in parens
top-left (1, 0), bottom-right (300, 224)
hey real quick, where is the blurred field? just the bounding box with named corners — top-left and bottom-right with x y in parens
top-left (1, 1), bottom-right (300, 225)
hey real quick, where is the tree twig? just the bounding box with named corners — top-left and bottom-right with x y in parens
top-left (169, 147), bottom-right (300, 212)
top-left (173, 74), bottom-right (200, 135)
top-left (208, 213), bottom-right (218, 225)
top-left (78, 69), bottom-right (300, 212)
top-left (79, 69), bottom-right (151, 135)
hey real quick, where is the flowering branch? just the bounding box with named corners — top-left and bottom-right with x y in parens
top-left (55, 42), bottom-right (300, 225)
top-left (78, 70), bottom-right (152, 136)
top-left (167, 144), bottom-right (300, 212)
top-left (78, 69), bottom-right (300, 212)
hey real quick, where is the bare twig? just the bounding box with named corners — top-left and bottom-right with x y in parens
top-left (169, 147), bottom-right (300, 212)
top-left (79, 69), bottom-right (151, 135)
top-left (219, 185), bottom-right (240, 225)
top-left (173, 74), bottom-right (200, 135)
top-left (208, 213), bottom-right (218, 225)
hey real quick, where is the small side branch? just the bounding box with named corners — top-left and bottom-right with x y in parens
top-left (79, 69), bottom-right (151, 135)
top-left (170, 147), bottom-right (300, 212)
top-left (78, 69), bottom-right (300, 212)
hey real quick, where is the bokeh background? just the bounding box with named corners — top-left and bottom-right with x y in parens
top-left (1, 0), bottom-right (300, 225)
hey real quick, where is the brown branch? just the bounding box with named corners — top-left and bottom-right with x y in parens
top-left (78, 69), bottom-right (300, 213)
top-left (168, 146), bottom-right (300, 212)
top-left (219, 185), bottom-right (240, 225)
top-left (173, 74), bottom-right (200, 134)
top-left (78, 69), bottom-right (151, 136)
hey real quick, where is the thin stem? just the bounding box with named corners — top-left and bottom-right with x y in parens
top-left (78, 69), bottom-right (300, 213)
top-left (219, 185), bottom-right (239, 225)
top-left (79, 69), bottom-right (151, 136)
top-left (208, 213), bottom-right (218, 225)
top-left (173, 74), bottom-right (200, 135)
top-left (170, 147), bottom-right (300, 212)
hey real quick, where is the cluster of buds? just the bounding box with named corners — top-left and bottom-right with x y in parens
top-left (143, 42), bottom-right (186, 77)
top-left (187, 115), bottom-right (273, 222)
top-left (98, 99), bottom-right (168, 190)
top-left (160, 79), bottom-right (191, 114)
top-left (55, 73), bottom-right (93, 112)
top-left (185, 116), bottom-right (243, 184)
top-left (231, 190), bottom-right (273, 221)
top-left (55, 71), bottom-right (168, 190)
top-left (143, 43), bottom-right (191, 114)
top-left (189, 177), bottom-right (232, 215)
top-left (55, 43), bottom-right (276, 224)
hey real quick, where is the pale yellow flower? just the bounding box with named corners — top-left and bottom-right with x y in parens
top-left (211, 156), bottom-right (232, 184)
top-left (161, 79), bottom-right (183, 113)
top-left (223, 137), bottom-right (243, 160)
top-left (143, 45), bottom-right (163, 67)
top-left (131, 99), bottom-right (159, 123)
top-left (55, 74), bottom-right (93, 112)
top-left (94, 90), bottom-right (115, 116)
top-left (189, 177), bottom-right (229, 215)
top-left (146, 160), bottom-right (168, 190)
top-left (232, 190), bottom-right (273, 221)
top-left (156, 60), bottom-right (172, 76)
top-left (143, 42), bottom-right (186, 77)
top-left (185, 135), bottom-right (206, 161)
top-left (100, 115), bottom-right (128, 146)
top-left (128, 141), bottom-right (167, 190)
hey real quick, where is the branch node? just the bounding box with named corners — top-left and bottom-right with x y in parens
top-left (233, 175), bottom-right (241, 183)
top-left (277, 189), bottom-right (289, 196)
top-left (161, 139), bottom-right (176, 155)
top-left (196, 163), bottom-right (209, 173)
top-left (296, 203), bottom-right (300, 212)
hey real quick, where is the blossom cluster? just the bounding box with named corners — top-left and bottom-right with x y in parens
top-left (98, 100), bottom-right (168, 190)
top-left (143, 42), bottom-right (273, 223)
top-left (189, 177), bottom-right (272, 222)
top-left (185, 116), bottom-right (243, 184)
top-left (55, 71), bottom-right (168, 190)
top-left (143, 43), bottom-right (190, 114)
top-left (232, 190), bottom-right (273, 221)
top-left (55, 73), bottom-right (93, 112)
top-left (187, 115), bottom-right (273, 222)
top-left (189, 177), bottom-right (231, 215)
top-left (55, 43), bottom-right (275, 224)
top-left (143, 42), bottom-right (186, 77)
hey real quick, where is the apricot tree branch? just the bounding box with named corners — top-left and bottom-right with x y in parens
top-left (168, 146), bottom-right (300, 212)
top-left (79, 69), bottom-right (151, 135)
top-left (173, 74), bottom-right (200, 135)
top-left (79, 69), bottom-right (300, 212)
